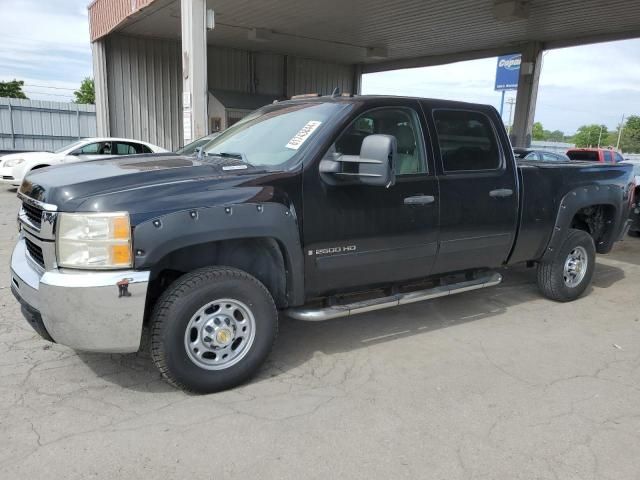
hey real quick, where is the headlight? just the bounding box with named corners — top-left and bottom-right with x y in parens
top-left (5, 158), bottom-right (25, 167)
top-left (57, 212), bottom-right (132, 269)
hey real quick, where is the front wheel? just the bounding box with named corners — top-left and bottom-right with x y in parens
top-left (536, 229), bottom-right (596, 302)
top-left (150, 267), bottom-right (278, 393)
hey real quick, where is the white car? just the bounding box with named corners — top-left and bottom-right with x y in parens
top-left (0, 137), bottom-right (167, 187)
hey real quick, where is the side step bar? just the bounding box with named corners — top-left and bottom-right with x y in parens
top-left (286, 272), bottom-right (502, 322)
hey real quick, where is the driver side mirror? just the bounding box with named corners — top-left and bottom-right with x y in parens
top-left (320, 134), bottom-right (396, 187)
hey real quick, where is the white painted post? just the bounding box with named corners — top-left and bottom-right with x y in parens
top-left (510, 42), bottom-right (543, 148)
top-left (181, 0), bottom-right (208, 144)
top-left (91, 39), bottom-right (110, 137)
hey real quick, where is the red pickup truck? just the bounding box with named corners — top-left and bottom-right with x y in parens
top-left (566, 148), bottom-right (625, 163)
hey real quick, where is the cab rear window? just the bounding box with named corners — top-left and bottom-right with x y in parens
top-left (567, 151), bottom-right (599, 161)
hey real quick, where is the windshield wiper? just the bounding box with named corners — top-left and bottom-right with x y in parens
top-left (206, 151), bottom-right (247, 161)
top-left (200, 151), bottom-right (258, 172)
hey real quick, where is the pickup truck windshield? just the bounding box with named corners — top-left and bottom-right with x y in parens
top-left (201, 102), bottom-right (350, 169)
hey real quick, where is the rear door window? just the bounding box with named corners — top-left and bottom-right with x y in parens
top-left (433, 110), bottom-right (502, 172)
top-left (115, 142), bottom-right (153, 155)
top-left (115, 142), bottom-right (136, 155)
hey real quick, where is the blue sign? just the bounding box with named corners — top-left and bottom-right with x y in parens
top-left (495, 54), bottom-right (521, 91)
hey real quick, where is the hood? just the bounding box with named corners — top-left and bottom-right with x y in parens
top-left (1, 151), bottom-right (62, 164)
top-left (19, 153), bottom-right (284, 216)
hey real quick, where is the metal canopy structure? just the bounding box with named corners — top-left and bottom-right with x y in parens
top-left (88, 0), bottom-right (640, 149)
top-left (92, 0), bottom-right (640, 69)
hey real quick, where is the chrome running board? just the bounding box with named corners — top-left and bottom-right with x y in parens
top-left (286, 272), bottom-right (502, 322)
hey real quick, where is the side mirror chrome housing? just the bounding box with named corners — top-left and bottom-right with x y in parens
top-left (319, 134), bottom-right (396, 187)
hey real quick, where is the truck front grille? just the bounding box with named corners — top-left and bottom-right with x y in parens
top-left (22, 202), bottom-right (43, 229)
top-left (25, 237), bottom-right (45, 269)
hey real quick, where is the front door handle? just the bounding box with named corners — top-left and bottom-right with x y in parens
top-left (489, 188), bottom-right (514, 198)
top-left (404, 195), bottom-right (436, 206)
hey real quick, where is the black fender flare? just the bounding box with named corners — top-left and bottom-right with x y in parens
top-left (133, 202), bottom-right (304, 306)
top-left (541, 184), bottom-right (623, 261)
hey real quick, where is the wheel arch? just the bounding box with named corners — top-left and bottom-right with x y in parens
top-left (541, 184), bottom-right (624, 261)
top-left (134, 203), bottom-right (305, 311)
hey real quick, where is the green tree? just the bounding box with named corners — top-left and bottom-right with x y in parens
top-left (0, 79), bottom-right (28, 99)
top-left (73, 77), bottom-right (95, 104)
top-left (619, 115), bottom-right (640, 153)
top-left (604, 131), bottom-right (618, 148)
top-left (532, 122), bottom-right (544, 140)
top-left (546, 130), bottom-right (565, 142)
top-left (572, 124), bottom-right (608, 148)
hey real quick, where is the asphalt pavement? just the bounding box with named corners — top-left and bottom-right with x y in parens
top-left (1, 187), bottom-right (639, 479)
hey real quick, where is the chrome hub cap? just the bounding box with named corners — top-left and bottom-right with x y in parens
top-left (563, 246), bottom-right (588, 288)
top-left (184, 299), bottom-right (256, 370)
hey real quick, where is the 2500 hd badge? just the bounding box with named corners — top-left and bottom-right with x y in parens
top-left (309, 245), bottom-right (357, 256)
top-left (10, 94), bottom-right (634, 393)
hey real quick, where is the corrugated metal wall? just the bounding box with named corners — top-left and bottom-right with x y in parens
top-left (102, 35), bottom-right (357, 149)
top-left (287, 57), bottom-right (355, 96)
top-left (255, 53), bottom-right (285, 95)
top-left (206, 46), bottom-right (356, 97)
top-left (0, 98), bottom-right (96, 153)
top-left (106, 34), bottom-right (183, 150)
top-left (208, 47), bottom-right (253, 93)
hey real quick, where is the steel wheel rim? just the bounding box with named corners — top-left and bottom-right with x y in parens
top-left (184, 298), bottom-right (256, 370)
top-left (563, 246), bottom-right (588, 288)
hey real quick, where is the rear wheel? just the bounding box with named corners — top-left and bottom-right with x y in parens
top-left (150, 267), bottom-right (278, 393)
top-left (536, 229), bottom-right (596, 302)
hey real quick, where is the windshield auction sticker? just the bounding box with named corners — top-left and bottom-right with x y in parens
top-left (286, 121), bottom-right (322, 150)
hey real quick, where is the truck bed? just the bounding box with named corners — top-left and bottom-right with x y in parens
top-left (509, 160), bottom-right (633, 264)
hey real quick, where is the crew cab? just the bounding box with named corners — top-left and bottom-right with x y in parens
top-left (10, 95), bottom-right (634, 393)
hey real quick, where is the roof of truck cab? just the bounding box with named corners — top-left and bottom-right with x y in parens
top-left (281, 94), bottom-right (497, 111)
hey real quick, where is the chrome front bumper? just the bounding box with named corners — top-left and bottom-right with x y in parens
top-left (10, 237), bottom-right (150, 353)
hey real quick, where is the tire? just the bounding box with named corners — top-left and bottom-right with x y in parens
top-left (536, 228), bottom-right (596, 302)
top-left (629, 230), bottom-right (640, 238)
top-left (150, 267), bottom-right (278, 393)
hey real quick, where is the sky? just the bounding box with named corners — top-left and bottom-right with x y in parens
top-left (0, 0), bottom-right (92, 102)
top-left (364, 39), bottom-right (640, 135)
top-left (1, 0), bottom-right (639, 134)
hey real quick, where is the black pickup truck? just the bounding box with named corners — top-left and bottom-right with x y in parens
top-left (11, 95), bottom-right (634, 393)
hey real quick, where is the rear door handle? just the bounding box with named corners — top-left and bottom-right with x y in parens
top-left (489, 188), bottom-right (514, 198)
top-left (404, 195), bottom-right (436, 205)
